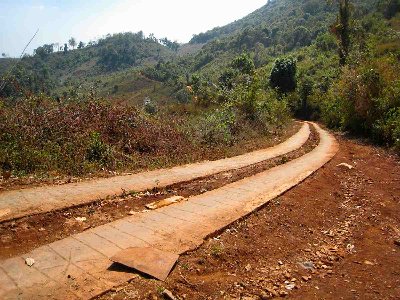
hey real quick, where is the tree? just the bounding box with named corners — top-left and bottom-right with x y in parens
top-left (148, 33), bottom-right (158, 43)
top-left (378, 0), bottom-right (400, 18)
top-left (170, 41), bottom-right (180, 52)
top-left (219, 68), bottom-right (237, 90)
top-left (299, 78), bottom-right (314, 118)
top-left (68, 37), bottom-right (77, 50)
top-left (34, 44), bottom-right (54, 58)
top-left (63, 43), bottom-right (68, 53)
top-left (159, 37), bottom-right (179, 52)
top-left (77, 41), bottom-right (85, 49)
top-left (315, 33), bottom-right (337, 52)
top-left (191, 74), bottom-right (202, 94)
top-left (330, 0), bottom-right (351, 65)
top-left (292, 26), bottom-right (312, 48)
top-left (231, 53), bottom-right (255, 75)
top-left (254, 43), bottom-right (268, 68)
top-left (270, 57), bottom-right (297, 94)
top-left (1, 53), bottom-right (6, 58)
top-left (304, 0), bottom-right (322, 15)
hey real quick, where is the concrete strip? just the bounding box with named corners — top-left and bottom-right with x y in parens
top-left (0, 123), bottom-right (310, 222)
top-left (0, 123), bottom-right (337, 299)
top-left (110, 247), bottom-right (179, 281)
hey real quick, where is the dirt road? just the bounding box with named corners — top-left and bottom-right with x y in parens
top-left (1, 125), bottom-right (398, 299)
top-left (98, 133), bottom-right (400, 300)
top-left (0, 123), bottom-right (337, 299)
top-left (0, 123), bottom-right (309, 223)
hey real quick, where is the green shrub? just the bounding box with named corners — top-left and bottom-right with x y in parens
top-left (219, 68), bottom-right (237, 90)
top-left (175, 88), bottom-right (191, 104)
top-left (315, 55), bottom-right (400, 152)
top-left (143, 97), bottom-right (158, 114)
top-left (319, 93), bottom-right (344, 129)
top-left (270, 57), bottom-right (297, 94)
top-left (314, 33), bottom-right (338, 52)
top-left (194, 108), bottom-right (237, 146)
top-left (256, 91), bottom-right (290, 130)
top-left (373, 107), bottom-right (400, 148)
top-left (86, 132), bottom-right (111, 165)
top-left (232, 53), bottom-right (255, 75)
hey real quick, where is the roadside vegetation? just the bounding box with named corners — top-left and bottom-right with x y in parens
top-left (141, 0), bottom-right (400, 152)
top-left (0, 0), bottom-right (399, 179)
top-left (0, 89), bottom-right (290, 178)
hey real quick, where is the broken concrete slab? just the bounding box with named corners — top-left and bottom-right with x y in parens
top-left (25, 257), bottom-right (35, 267)
top-left (336, 162), bottom-right (354, 170)
top-left (110, 247), bottom-right (179, 281)
top-left (162, 289), bottom-right (178, 300)
top-left (145, 196), bottom-right (186, 210)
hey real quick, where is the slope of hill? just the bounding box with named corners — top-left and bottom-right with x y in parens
top-left (0, 0), bottom-right (378, 100)
top-left (0, 0), bottom-right (387, 101)
top-left (0, 32), bottom-right (176, 98)
top-left (180, 0), bottom-right (400, 153)
top-left (0, 58), bottom-right (17, 74)
top-left (190, 0), bottom-right (375, 45)
top-left (186, 0), bottom-right (378, 77)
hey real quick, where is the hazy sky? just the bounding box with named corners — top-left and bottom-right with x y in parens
top-left (0, 0), bottom-right (267, 57)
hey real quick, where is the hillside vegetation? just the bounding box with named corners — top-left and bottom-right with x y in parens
top-left (0, 32), bottom-right (175, 98)
top-left (166, 0), bottom-right (400, 150)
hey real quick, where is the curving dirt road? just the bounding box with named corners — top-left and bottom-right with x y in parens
top-left (0, 123), bottom-right (338, 299)
top-left (0, 123), bottom-right (310, 223)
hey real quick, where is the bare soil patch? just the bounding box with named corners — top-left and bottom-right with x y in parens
top-left (97, 133), bottom-right (400, 300)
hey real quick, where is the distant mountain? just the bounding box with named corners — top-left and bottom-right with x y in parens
top-left (42, 32), bottom-right (175, 76)
top-left (0, 32), bottom-right (179, 97)
top-left (190, 0), bottom-right (375, 45)
top-left (182, 0), bottom-right (378, 78)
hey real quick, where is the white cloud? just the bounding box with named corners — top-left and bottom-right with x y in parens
top-left (1, 0), bottom-right (267, 56)
top-left (31, 4), bottom-right (45, 11)
top-left (76, 0), bottom-right (267, 43)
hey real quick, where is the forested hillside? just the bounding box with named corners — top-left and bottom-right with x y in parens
top-left (0, 32), bottom-right (176, 98)
top-left (190, 0), bottom-right (374, 46)
top-left (182, 0), bottom-right (375, 75)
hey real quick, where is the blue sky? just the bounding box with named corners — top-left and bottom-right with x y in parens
top-left (0, 0), bottom-right (267, 57)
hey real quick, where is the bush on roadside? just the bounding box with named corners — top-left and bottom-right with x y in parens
top-left (314, 56), bottom-right (400, 151)
top-left (86, 132), bottom-right (112, 165)
top-left (0, 95), bottom-right (191, 175)
top-left (193, 107), bottom-right (237, 146)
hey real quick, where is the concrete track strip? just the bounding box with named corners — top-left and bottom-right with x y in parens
top-left (0, 123), bottom-right (338, 299)
top-left (0, 123), bottom-right (310, 222)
